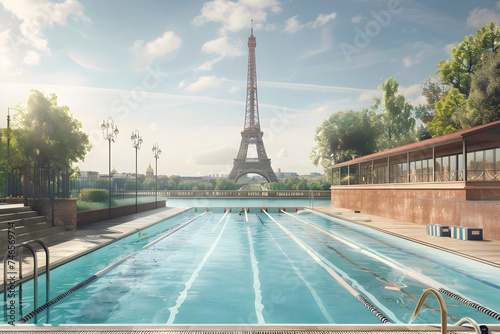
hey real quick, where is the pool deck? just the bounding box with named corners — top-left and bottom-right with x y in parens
top-left (2, 204), bottom-right (500, 288)
top-left (312, 206), bottom-right (500, 268)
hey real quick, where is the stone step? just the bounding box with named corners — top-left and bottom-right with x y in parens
top-left (0, 220), bottom-right (51, 238)
top-left (0, 205), bottom-right (31, 215)
top-left (0, 226), bottom-right (71, 258)
top-left (0, 210), bottom-right (38, 223)
top-left (0, 216), bottom-right (46, 230)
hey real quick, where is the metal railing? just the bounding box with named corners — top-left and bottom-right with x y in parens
top-left (153, 190), bottom-right (331, 198)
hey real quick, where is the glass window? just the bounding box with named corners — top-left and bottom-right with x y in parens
top-left (435, 157), bottom-right (442, 173)
top-left (485, 149), bottom-right (494, 170)
top-left (467, 152), bottom-right (475, 170)
top-left (450, 155), bottom-right (457, 171)
top-left (496, 148), bottom-right (500, 168)
top-left (476, 150), bottom-right (484, 170)
top-left (458, 153), bottom-right (463, 171)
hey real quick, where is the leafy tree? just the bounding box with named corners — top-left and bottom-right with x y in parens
top-left (296, 180), bottom-right (308, 190)
top-left (427, 88), bottom-right (468, 136)
top-left (372, 77), bottom-right (416, 150)
top-left (436, 22), bottom-right (500, 98)
top-left (215, 178), bottom-right (238, 190)
top-left (468, 52), bottom-right (500, 125)
top-left (11, 90), bottom-right (91, 169)
top-left (310, 109), bottom-right (379, 174)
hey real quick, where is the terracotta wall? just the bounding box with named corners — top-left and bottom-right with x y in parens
top-left (331, 183), bottom-right (500, 241)
top-left (77, 200), bottom-right (166, 227)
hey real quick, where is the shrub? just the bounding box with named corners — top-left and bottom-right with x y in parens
top-left (79, 188), bottom-right (109, 202)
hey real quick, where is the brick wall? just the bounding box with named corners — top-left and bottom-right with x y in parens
top-left (331, 183), bottom-right (500, 240)
top-left (77, 200), bottom-right (166, 227)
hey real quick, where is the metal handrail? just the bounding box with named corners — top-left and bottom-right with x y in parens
top-left (2, 240), bottom-right (50, 324)
top-left (409, 288), bottom-right (447, 334)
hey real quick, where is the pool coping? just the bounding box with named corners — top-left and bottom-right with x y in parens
top-left (0, 323), bottom-right (499, 333)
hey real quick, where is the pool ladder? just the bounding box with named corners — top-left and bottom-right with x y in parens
top-left (410, 288), bottom-right (491, 334)
top-left (3, 240), bottom-right (50, 324)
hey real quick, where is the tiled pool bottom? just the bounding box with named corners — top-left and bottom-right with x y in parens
top-left (2, 208), bottom-right (500, 326)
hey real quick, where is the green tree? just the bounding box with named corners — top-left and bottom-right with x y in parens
top-left (427, 88), bottom-right (468, 136)
top-left (215, 178), bottom-right (238, 190)
top-left (373, 77), bottom-right (416, 150)
top-left (11, 90), bottom-right (91, 168)
top-left (296, 180), bottom-right (308, 190)
top-left (436, 22), bottom-right (500, 98)
top-left (468, 52), bottom-right (500, 125)
top-left (310, 109), bottom-right (379, 174)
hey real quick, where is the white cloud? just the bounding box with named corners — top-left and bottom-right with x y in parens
top-left (184, 75), bottom-right (225, 93)
top-left (402, 42), bottom-right (433, 68)
top-left (311, 12), bottom-right (337, 28)
top-left (444, 42), bottom-right (459, 55)
top-left (0, 0), bottom-right (87, 54)
top-left (277, 147), bottom-right (288, 158)
top-left (201, 35), bottom-right (243, 57)
top-left (190, 145), bottom-right (237, 165)
top-left (357, 90), bottom-right (381, 102)
top-left (283, 15), bottom-right (304, 34)
top-left (0, 29), bottom-right (14, 68)
top-left (229, 86), bottom-right (241, 94)
top-left (467, 6), bottom-right (500, 28)
top-left (283, 11), bottom-right (337, 34)
top-left (194, 34), bottom-right (243, 72)
top-left (351, 14), bottom-right (363, 23)
top-left (398, 83), bottom-right (421, 97)
top-left (192, 0), bottom-right (281, 33)
top-left (132, 31), bottom-right (181, 59)
top-left (23, 50), bottom-right (41, 65)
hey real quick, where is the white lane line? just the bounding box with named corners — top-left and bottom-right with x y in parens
top-left (213, 210), bottom-right (229, 231)
top-left (263, 211), bottom-right (393, 323)
top-left (260, 218), bottom-right (335, 323)
top-left (246, 222), bottom-right (265, 324)
top-left (166, 212), bottom-right (231, 324)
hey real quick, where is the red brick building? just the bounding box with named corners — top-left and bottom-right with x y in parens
top-left (330, 120), bottom-right (500, 240)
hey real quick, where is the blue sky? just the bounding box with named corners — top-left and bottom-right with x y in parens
top-left (1, 0), bottom-right (499, 177)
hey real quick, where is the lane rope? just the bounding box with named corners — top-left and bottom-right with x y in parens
top-left (16, 213), bottom-right (207, 324)
top-left (287, 210), bottom-right (500, 321)
top-left (263, 210), bottom-right (391, 324)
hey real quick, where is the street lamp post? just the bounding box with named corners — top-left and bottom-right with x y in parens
top-left (152, 143), bottom-right (162, 208)
top-left (131, 130), bottom-right (143, 213)
top-left (101, 117), bottom-right (119, 219)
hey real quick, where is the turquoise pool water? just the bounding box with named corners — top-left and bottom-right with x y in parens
top-left (2, 208), bottom-right (500, 325)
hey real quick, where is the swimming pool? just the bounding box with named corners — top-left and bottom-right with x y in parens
top-left (2, 208), bottom-right (500, 325)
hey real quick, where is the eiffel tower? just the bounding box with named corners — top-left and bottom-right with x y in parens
top-left (228, 22), bottom-right (278, 183)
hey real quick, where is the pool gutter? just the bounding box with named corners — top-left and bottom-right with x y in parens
top-left (0, 323), bottom-right (499, 333)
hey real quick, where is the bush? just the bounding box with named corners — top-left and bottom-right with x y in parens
top-left (79, 188), bottom-right (109, 202)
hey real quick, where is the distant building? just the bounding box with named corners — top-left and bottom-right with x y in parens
top-left (146, 163), bottom-right (154, 178)
top-left (275, 168), bottom-right (299, 180)
top-left (80, 171), bottom-right (99, 178)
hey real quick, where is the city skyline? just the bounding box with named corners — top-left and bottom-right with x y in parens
top-left (1, 0), bottom-right (499, 176)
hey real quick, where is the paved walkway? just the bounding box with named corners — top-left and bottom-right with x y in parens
top-left (313, 206), bottom-right (500, 268)
top-left (1, 206), bottom-right (189, 288)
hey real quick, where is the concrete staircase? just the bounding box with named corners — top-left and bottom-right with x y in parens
top-left (0, 204), bottom-right (74, 257)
